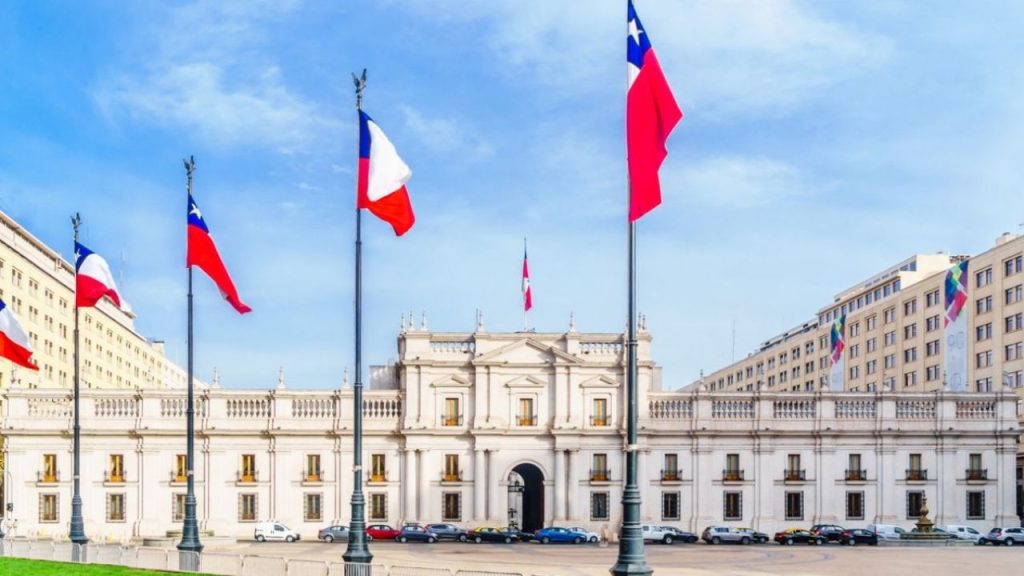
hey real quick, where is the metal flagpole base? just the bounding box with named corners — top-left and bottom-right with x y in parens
top-left (69, 493), bottom-right (88, 561)
top-left (177, 494), bottom-right (203, 571)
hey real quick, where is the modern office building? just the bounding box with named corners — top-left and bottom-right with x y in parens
top-left (2, 325), bottom-right (1019, 542)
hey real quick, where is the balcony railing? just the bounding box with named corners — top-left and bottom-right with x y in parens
top-left (590, 415), bottom-right (610, 427)
top-left (37, 470), bottom-right (60, 483)
top-left (660, 469), bottom-right (681, 482)
top-left (368, 472), bottom-right (387, 483)
top-left (442, 414), bottom-right (464, 427)
top-left (722, 469), bottom-right (745, 482)
top-left (304, 469), bottom-right (323, 482)
top-left (237, 470), bottom-right (259, 483)
top-left (170, 471), bottom-right (187, 484)
top-left (441, 469), bottom-right (463, 483)
top-left (590, 468), bottom-right (611, 482)
top-left (965, 468), bottom-right (988, 481)
top-left (517, 415), bottom-right (536, 426)
top-left (906, 469), bottom-right (928, 481)
top-left (845, 469), bottom-right (867, 482)
top-left (783, 469), bottom-right (806, 482)
top-left (104, 470), bottom-right (126, 484)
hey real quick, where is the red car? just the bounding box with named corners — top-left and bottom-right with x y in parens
top-left (366, 524), bottom-right (400, 541)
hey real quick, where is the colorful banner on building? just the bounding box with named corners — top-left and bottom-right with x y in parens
top-left (829, 313), bottom-right (846, 391)
top-left (944, 260), bottom-right (969, 392)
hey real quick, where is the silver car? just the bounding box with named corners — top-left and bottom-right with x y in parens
top-left (979, 527), bottom-right (1024, 546)
top-left (701, 525), bottom-right (754, 545)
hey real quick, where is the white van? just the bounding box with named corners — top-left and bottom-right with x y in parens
top-left (942, 525), bottom-right (982, 542)
top-left (866, 524), bottom-right (905, 540)
top-left (254, 521), bottom-right (300, 542)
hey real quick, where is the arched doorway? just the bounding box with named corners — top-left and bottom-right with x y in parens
top-left (509, 463), bottom-right (544, 533)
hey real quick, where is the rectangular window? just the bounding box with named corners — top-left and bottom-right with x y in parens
top-left (884, 331), bottom-right (896, 347)
top-left (846, 491), bottom-right (865, 520)
top-left (849, 344), bottom-right (860, 358)
top-left (1005, 255), bottom-right (1023, 277)
top-left (904, 347), bottom-right (917, 362)
top-left (866, 338), bottom-right (877, 353)
top-left (591, 453), bottom-right (608, 481)
top-left (904, 371), bottom-right (918, 387)
top-left (40, 494), bottom-right (59, 523)
top-left (907, 491), bottom-right (925, 519)
top-left (1007, 342), bottom-right (1024, 361)
top-left (904, 299), bottom-right (917, 316)
top-left (591, 398), bottom-right (609, 426)
top-left (107, 493), bottom-right (126, 522)
top-left (723, 492), bottom-right (742, 521)
top-left (866, 315), bottom-right (877, 331)
top-left (848, 454), bottom-right (863, 480)
top-left (304, 493), bottom-right (323, 522)
top-left (241, 454), bottom-right (256, 482)
top-left (926, 365), bottom-right (941, 381)
top-left (663, 453), bottom-right (679, 480)
top-left (1006, 285), bottom-right (1023, 305)
top-left (42, 454), bottom-right (57, 482)
top-left (977, 323), bottom-right (992, 341)
top-left (976, 350), bottom-right (993, 368)
top-left (850, 322), bottom-right (860, 337)
top-left (591, 492), bottom-right (610, 520)
top-left (443, 397), bottom-right (461, 426)
top-left (661, 492), bottom-right (680, 520)
top-left (976, 377), bottom-right (993, 392)
top-left (370, 493), bottom-right (387, 520)
top-left (926, 315), bottom-right (941, 332)
top-left (1006, 313), bottom-right (1023, 333)
top-left (725, 453), bottom-right (740, 481)
top-left (109, 454), bottom-right (124, 482)
top-left (239, 494), bottom-right (257, 522)
top-left (966, 491), bottom-right (985, 520)
top-left (926, 339), bottom-right (940, 357)
top-left (443, 492), bottom-right (462, 521)
top-left (785, 492), bottom-right (804, 520)
top-left (518, 397), bottom-right (535, 426)
top-left (976, 296), bottom-right (993, 315)
top-left (884, 307), bottom-right (896, 324)
top-left (306, 454), bottom-right (321, 481)
top-left (371, 454), bottom-right (386, 482)
top-left (173, 494), bottom-right (186, 522)
top-left (904, 324), bottom-right (917, 339)
top-left (444, 454), bottom-right (460, 481)
top-left (977, 268), bottom-right (992, 287)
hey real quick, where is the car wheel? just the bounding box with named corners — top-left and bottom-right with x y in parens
top-left (366, 535), bottom-right (373, 541)
top-left (814, 539), bottom-right (823, 546)
top-left (785, 539), bottom-right (794, 546)
top-left (590, 536), bottom-right (598, 543)
top-left (458, 534), bottom-right (467, 542)
top-left (740, 537), bottom-right (750, 545)
top-left (711, 536), bottom-right (721, 545)
top-left (574, 537), bottom-right (583, 544)
top-left (1006, 539), bottom-right (1015, 547)
top-left (399, 536), bottom-right (407, 543)
top-left (504, 537), bottom-right (512, 544)
top-left (428, 537), bottom-right (437, 544)
top-left (847, 539), bottom-right (855, 546)
top-left (541, 536), bottom-right (550, 544)
top-left (663, 535), bottom-right (674, 545)
top-left (286, 536), bottom-right (295, 543)
top-left (256, 535), bottom-right (265, 543)
top-left (474, 536), bottom-right (482, 544)
top-left (325, 535), bottom-right (334, 543)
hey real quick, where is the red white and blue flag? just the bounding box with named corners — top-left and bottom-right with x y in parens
top-left (358, 110), bottom-right (415, 236)
top-left (75, 242), bottom-right (122, 308)
top-left (0, 297), bottom-right (37, 370)
top-left (187, 193), bottom-right (251, 314)
top-left (522, 243), bottom-right (533, 312)
top-left (627, 0), bottom-right (682, 222)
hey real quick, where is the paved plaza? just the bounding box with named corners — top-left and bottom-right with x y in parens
top-left (205, 541), bottom-right (1023, 576)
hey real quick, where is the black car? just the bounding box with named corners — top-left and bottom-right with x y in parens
top-left (779, 530), bottom-right (826, 546)
top-left (661, 527), bottom-right (699, 543)
top-left (426, 523), bottom-right (468, 542)
top-left (737, 528), bottom-right (770, 544)
top-left (397, 525), bottom-right (439, 543)
top-left (839, 529), bottom-right (878, 546)
top-left (467, 527), bottom-right (519, 543)
top-left (810, 524), bottom-right (846, 543)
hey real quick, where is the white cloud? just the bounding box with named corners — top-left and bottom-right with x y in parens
top-left (400, 105), bottom-right (494, 160)
top-left (667, 156), bottom-right (811, 208)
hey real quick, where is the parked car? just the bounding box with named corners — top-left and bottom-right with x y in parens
top-left (641, 524), bottom-right (679, 544)
top-left (567, 526), bottom-right (600, 543)
top-left (839, 528), bottom-right (878, 546)
top-left (468, 526), bottom-right (518, 543)
top-left (366, 524), bottom-right (401, 541)
top-left (941, 525), bottom-right (983, 542)
top-left (866, 524), bottom-right (906, 540)
top-left (254, 522), bottom-right (300, 542)
top-left (735, 527), bottom-right (769, 544)
top-left (776, 530), bottom-right (826, 546)
top-left (979, 527), bottom-right (1024, 546)
top-left (662, 526), bottom-right (699, 543)
top-left (426, 523), bottom-right (468, 542)
top-left (702, 525), bottom-right (755, 545)
top-left (535, 526), bottom-right (586, 544)
top-left (810, 524), bottom-right (846, 543)
top-left (317, 525), bottom-right (349, 543)
top-left (397, 524), bottom-right (439, 543)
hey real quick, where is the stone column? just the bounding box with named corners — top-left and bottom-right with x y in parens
top-left (487, 450), bottom-right (500, 521)
top-left (566, 449), bottom-right (579, 521)
top-left (418, 449), bottom-right (430, 521)
top-left (637, 449), bottom-right (648, 521)
top-left (474, 448), bottom-right (486, 521)
top-left (404, 448), bottom-right (416, 524)
top-left (554, 449), bottom-right (566, 520)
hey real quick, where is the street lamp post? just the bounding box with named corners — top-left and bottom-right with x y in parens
top-left (507, 477), bottom-right (523, 532)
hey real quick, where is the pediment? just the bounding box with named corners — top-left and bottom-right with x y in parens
top-left (504, 375), bottom-right (548, 388)
top-left (473, 338), bottom-right (584, 366)
top-left (580, 375), bottom-right (620, 388)
top-left (430, 374), bottom-right (472, 388)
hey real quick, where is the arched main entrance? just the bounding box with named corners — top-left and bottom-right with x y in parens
top-left (508, 463), bottom-right (545, 533)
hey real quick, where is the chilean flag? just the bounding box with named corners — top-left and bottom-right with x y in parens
top-left (0, 297), bottom-right (37, 370)
top-left (627, 0), bottom-right (682, 222)
top-left (358, 110), bottom-right (415, 236)
top-left (522, 243), bottom-right (533, 312)
top-left (75, 242), bottom-right (122, 308)
top-left (187, 193), bottom-right (252, 314)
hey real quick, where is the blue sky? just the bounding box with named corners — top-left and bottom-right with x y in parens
top-left (1, 1), bottom-right (1022, 390)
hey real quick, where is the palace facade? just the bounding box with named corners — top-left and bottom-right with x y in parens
top-left (2, 327), bottom-right (1021, 542)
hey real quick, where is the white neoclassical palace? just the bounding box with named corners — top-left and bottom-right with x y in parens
top-left (1, 325), bottom-right (1021, 542)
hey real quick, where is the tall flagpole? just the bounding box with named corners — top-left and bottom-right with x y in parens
top-left (178, 156), bottom-right (203, 571)
top-left (344, 68), bottom-right (373, 567)
top-left (69, 213), bottom-right (88, 560)
top-left (523, 237), bottom-right (528, 332)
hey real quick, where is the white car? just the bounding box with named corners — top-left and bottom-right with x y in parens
top-left (567, 526), bottom-right (599, 543)
top-left (866, 524), bottom-right (905, 540)
top-left (941, 525), bottom-right (982, 542)
top-left (254, 521), bottom-right (300, 542)
top-left (640, 524), bottom-right (677, 544)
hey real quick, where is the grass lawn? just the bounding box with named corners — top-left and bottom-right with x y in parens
top-left (0, 557), bottom-right (214, 575)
